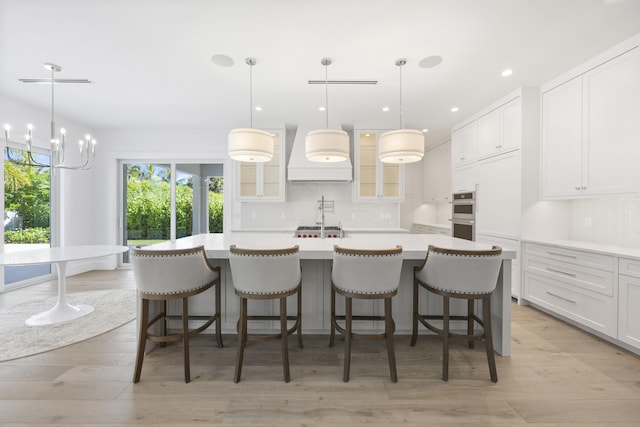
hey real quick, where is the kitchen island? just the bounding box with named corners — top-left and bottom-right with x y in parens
top-left (146, 232), bottom-right (516, 356)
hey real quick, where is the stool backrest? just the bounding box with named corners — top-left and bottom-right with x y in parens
top-left (229, 245), bottom-right (301, 294)
top-left (331, 245), bottom-right (403, 295)
top-left (416, 245), bottom-right (502, 294)
top-left (130, 246), bottom-right (219, 295)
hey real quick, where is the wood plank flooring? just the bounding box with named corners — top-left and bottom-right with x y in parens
top-left (1, 268), bottom-right (639, 426)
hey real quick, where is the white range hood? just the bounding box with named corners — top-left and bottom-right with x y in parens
top-left (287, 125), bottom-right (353, 181)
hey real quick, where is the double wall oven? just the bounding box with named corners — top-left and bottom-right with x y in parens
top-left (451, 191), bottom-right (475, 241)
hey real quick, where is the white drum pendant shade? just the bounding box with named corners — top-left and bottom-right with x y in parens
top-left (228, 128), bottom-right (274, 162)
top-left (305, 129), bottom-right (350, 162)
top-left (378, 129), bottom-right (424, 164)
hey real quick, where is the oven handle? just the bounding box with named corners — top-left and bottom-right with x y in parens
top-left (452, 219), bottom-right (475, 225)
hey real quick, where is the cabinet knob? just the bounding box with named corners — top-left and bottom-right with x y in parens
top-left (575, 186), bottom-right (581, 191)
top-left (581, 186), bottom-right (587, 190)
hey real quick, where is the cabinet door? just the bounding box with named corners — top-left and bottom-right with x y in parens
top-left (583, 48), bottom-right (640, 196)
top-left (422, 147), bottom-right (436, 203)
top-left (476, 151), bottom-right (521, 239)
top-left (477, 108), bottom-right (502, 157)
top-left (237, 129), bottom-right (285, 201)
top-left (451, 163), bottom-right (476, 193)
top-left (541, 76), bottom-right (583, 198)
top-left (502, 97), bottom-right (521, 152)
top-left (433, 141), bottom-right (451, 202)
top-left (618, 275), bottom-right (640, 349)
top-left (451, 122), bottom-right (477, 167)
top-left (355, 130), bottom-right (403, 201)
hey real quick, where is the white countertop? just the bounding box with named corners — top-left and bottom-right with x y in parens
top-left (413, 222), bottom-right (452, 230)
top-left (146, 233), bottom-right (516, 261)
top-left (523, 238), bottom-right (640, 261)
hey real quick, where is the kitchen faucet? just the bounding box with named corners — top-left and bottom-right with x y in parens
top-left (317, 195), bottom-right (325, 238)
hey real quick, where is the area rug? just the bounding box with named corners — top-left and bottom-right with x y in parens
top-left (0, 289), bottom-right (136, 362)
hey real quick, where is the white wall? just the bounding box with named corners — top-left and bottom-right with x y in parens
top-left (569, 197), bottom-right (640, 247)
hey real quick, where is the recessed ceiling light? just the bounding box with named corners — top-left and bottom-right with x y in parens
top-left (418, 55), bottom-right (443, 69)
top-left (210, 54), bottom-right (234, 67)
top-left (382, 106), bottom-right (390, 112)
top-left (318, 106), bottom-right (326, 112)
top-left (501, 69), bottom-right (513, 77)
top-left (422, 129), bottom-right (429, 133)
top-left (451, 107), bottom-right (459, 112)
top-left (254, 106), bottom-right (262, 111)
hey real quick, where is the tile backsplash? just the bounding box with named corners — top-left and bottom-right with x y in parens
top-left (238, 182), bottom-right (400, 230)
top-left (570, 197), bottom-right (640, 247)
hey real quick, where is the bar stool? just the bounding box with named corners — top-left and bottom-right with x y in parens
top-left (411, 245), bottom-right (502, 382)
top-left (330, 245), bottom-right (403, 382)
top-left (228, 245), bottom-right (303, 383)
top-left (130, 246), bottom-right (223, 383)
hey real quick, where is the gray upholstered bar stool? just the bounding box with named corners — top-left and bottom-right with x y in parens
top-left (411, 245), bottom-right (502, 382)
top-left (130, 246), bottom-right (223, 383)
top-left (330, 245), bottom-right (403, 382)
top-left (228, 245), bottom-right (303, 383)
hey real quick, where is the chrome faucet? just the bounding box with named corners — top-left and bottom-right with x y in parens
top-left (317, 195), bottom-right (325, 238)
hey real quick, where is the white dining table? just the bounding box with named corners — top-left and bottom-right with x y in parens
top-left (0, 245), bottom-right (129, 326)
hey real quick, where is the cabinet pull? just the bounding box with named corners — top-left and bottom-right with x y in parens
top-left (546, 251), bottom-right (577, 259)
top-left (546, 291), bottom-right (576, 304)
top-left (546, 267), bottom-right (576, 277)
top-left (574, 186), bottom-right (581, 191)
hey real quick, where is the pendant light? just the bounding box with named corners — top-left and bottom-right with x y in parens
top-left (305, 58), bottom-right (349, 163)
top-left (228, 57), bottom-right (274, 162)
top-left (378, 58), bottom-right (424, 164)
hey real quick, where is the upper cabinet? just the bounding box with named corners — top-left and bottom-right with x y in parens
top-left (236, 128), bottom-right (285, 201)
top-left (541, 39), bottom-right (640, 198)
top-left (477, 97), bottom-right (521, 158)
top-left (451, 122), bottom-right (478, 167)
top-left (354, 130), bottom-right (403, 201)
top-left (423, 141), bottom-right (451, 203)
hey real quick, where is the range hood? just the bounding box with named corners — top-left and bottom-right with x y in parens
top-left (287, 126), bottom-right (353, 181)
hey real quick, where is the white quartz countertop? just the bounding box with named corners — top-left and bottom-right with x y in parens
top-left (523, 239), bottom-right (640, 261)
top-left (146, 233), bottom-right (516, 261)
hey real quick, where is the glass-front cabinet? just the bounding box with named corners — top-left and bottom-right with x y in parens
top-left (237, 128), bottom-right (285, 201)
top-left (354, 130), bottom-right (403, 201)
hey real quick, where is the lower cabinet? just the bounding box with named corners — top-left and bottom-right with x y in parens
top-left (523, 242), bottom-right (640, 353)
top-left (619, 258), bottom-right (640, 348)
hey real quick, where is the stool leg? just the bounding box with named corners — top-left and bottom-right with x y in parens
top-left (133, 298), bottom-right (149, 383)
top-left (280, 297), bottom-right (291, 383)
top-left (215, 279), bottom-right (224, 348)
top-left (410, 277), bottom-right (419, 347)
top-left (442, 295), bottom-right (450, 382)
top-left (234, 297), bottom-right (247, 383)
top-left (467, 299), bottom-right (475, 349)
top-left (296, 285), bottom-right (304, 349)
top-left (329, 285), bottom-right (336, 348)
top-left (160, 300), bottom-right (167, 348)
top-left (483, 296), bottom-right (498, 383)
top-left (182, 297), bottom-right (190, 383)
top-left (343, 296), bottom-right (352, 382)
top-left (385, 297), bottom-right (398, 383)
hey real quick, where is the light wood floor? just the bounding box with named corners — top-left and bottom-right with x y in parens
top-left (1, 269), bottom-right (639, 426)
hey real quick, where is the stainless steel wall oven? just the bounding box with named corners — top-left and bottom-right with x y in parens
top-left (451, 191), bottom-right (475, 241)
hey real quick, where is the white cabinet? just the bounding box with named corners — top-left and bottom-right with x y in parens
top-left (423, 141), bottom-right (451, 203)
top-left (523, 242), bottom-right (617, 338)
top-left (451, 122), bottom-right (477, 167)
top-left (451, 163), bottom-right (476, 193)
top-left (541, 45), bottom-right (640, 198)
top-left (476, 151), bottom-right (521, 239)
top-left (355, 130), bottom-right (403, 201)
top-left (476, 234), bottom-right (521, 300)
top-left (236, 129), bottom-right (285, 201)
top-left (619, 258), bottom-right (640, 349)
top-left (477, 97), bottom-right (521, 158)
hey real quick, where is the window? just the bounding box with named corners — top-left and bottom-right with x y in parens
top-left (3, 149), bottom-right (52, 288)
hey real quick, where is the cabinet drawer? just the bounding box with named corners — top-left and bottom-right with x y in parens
top-left (524, 272), bottom-right (617, 337)
top-left (524, 254), bottom-right (614, 296)
top-left (619, 257), bottom-right (640, 279)
top-left (524, 243), bottom-right (615, 271)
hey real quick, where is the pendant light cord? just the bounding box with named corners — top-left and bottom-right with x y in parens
top-left (50, 66), bottom-right (55, 140)
top-left (249, 61), bottom-right (253, 128)
top-left (325, 61), bottom-right (329, 129)
top-left (398, 62), bottom-right (403, 129)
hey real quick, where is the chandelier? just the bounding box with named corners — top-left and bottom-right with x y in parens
top-left (3, 63), bottom-right (96, 170)
top-left (378, 58), bottom-right (424, 164)
top-left (228, 57), bottom-right (274, 162)
top-left (305, 58), bottom-right (350, 162)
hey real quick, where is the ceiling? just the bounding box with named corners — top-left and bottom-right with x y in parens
top-left (1, 0), bottom-right (640, 148)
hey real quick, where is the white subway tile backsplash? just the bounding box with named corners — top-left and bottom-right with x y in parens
top-left (569, 197), bottom-right (640, 247)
